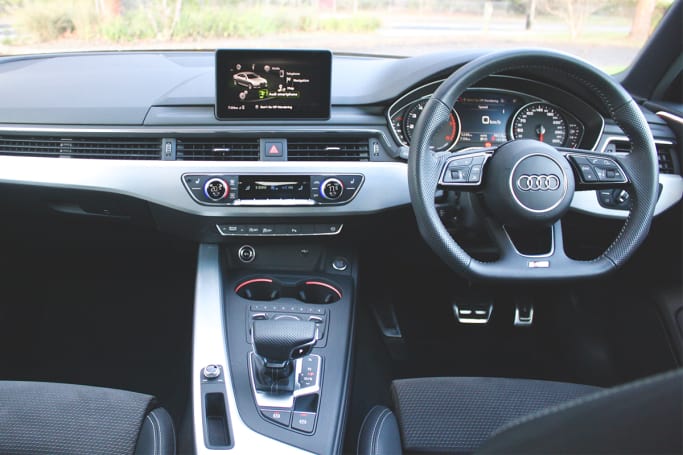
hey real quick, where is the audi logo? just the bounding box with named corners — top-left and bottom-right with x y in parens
top-left (516, 174), bottom-right (561, 191)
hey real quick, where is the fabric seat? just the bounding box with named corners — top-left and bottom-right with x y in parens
top-left (0, 381), bottom-right (175, 455)
top-left (358, 369), bottom-right (683, 455)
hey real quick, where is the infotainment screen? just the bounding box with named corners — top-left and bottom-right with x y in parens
top-left (215, 50), bottom-right (332, 120)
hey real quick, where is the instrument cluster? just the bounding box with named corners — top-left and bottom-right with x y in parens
top-left (387, 81), bottom-right (584, 152)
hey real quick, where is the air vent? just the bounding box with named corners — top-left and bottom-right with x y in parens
top-left (657, 145), bottom-right (676, 174)
top-left (604, 139), bottom-right (632, 154)
top-left (288, 138), bottom-right (369, 161)
top-left (176, 138), bottom-right (259, 161)
top-left (0, 136), bottom-right (162, 159)
top-left (604, 139), bottom-right (678, 175)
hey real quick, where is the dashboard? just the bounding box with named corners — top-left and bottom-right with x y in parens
top-left (0, 50), bottom-right (679, 243)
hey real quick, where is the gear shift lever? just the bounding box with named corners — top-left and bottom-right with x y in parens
top-left (251, 319), bottom-right (317, 393)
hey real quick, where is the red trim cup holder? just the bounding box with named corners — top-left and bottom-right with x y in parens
top-left (235, 278), bottom-right (281, 301)
top-left (296, 281), bottom-right (342, 304)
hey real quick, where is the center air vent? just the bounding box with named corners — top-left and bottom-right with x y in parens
top-left (604, 139), bottom-right (678, 175)
top-left (288, 138), bottom-right (369, 161)
top-left (0, 136), bottom-right (161, 159)
top-left (176, 138), bottom-right (259, 161)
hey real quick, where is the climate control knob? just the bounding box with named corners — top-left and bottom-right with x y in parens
top-left (204, 178), bottom-right (229, 201)
top-left (320, 178), bottom-right (344, 201)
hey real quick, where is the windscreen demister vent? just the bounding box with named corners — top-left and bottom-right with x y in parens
top-left (0, 136), bottom-right (162, 159)
top-left (176, 138), bottom-right (259, 161)
top-left (288, 138), bottom-right (369, 161)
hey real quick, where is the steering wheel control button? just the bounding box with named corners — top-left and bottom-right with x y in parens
top-left (238, 245), bottom-right (256, 263)
top-left (570, 155), bottom-right (627, 184)
top-left (202, 364), bottom-right (222, 379)
top-left (260, 409), bottom-right (291, 427)
top-left (203, 178), bottom-right (230, 201)
top-left (451, 168), bottom-right (469, 182)
top-left (468, 164), bottom-right (483, 182)
top-left (291, 412), bottom-right (316, 433)
top-left (440, 153), bottom-right (489, 186)
top-left (320, 178), bottom-right (344, 200)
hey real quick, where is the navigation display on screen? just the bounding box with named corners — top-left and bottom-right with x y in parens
top-left (215, 50), bottom-right (331, 120)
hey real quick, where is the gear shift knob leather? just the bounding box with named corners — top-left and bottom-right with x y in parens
top-left (252, 319), bottom-right (317, 368)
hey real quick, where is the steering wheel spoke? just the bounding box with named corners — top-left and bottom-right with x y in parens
top-left (438, 147), bottom-right (495, 190)
top-left (559, 148), bottom-right (631, 191)
top-left (485, 218), bottom-right (569, 267)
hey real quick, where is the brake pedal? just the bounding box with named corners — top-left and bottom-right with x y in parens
top-left (514, 302), bottom-right (534, 327)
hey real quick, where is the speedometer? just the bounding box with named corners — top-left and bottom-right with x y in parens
top-left (404, 98), bottom-right (461, 151)
top-left (511, 102), bottom-right (581, 148)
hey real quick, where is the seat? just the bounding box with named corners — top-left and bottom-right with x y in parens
top-left (0, 381), bottom-right (175, 455)
top-left (358, 369), bottom-right (683, 455)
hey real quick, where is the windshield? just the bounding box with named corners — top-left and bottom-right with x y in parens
top-left (0, 0), bottom-right (675, 73)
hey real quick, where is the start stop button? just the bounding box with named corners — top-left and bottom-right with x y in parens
top-left (238, 245), bottom-right (256, 263)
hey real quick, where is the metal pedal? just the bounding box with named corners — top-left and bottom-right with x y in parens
top-left (514, 302), bottom-right (534, 327)
top-left (453, 302), bottom-right (493, 324)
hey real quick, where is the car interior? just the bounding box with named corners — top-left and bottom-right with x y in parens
top-left (0, 1), bottom-right (681, 454)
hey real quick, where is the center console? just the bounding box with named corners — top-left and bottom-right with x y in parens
top-left (192, 240), bottom-right (356, 454)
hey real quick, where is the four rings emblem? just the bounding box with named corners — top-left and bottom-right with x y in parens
top-left (516, 174), bottom-right (561, 191)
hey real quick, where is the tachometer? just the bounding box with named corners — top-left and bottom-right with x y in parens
top-left (511, 102), bottom-right (575, 147)
top-left (404, 98), bottom-right (461, 151)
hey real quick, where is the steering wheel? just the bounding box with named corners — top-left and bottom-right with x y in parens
top-left (408, 50), bottom-right (659, 281)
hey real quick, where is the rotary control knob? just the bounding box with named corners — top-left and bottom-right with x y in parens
top-left (204, 178), bottom-right (229, 201)
top-left (203, 364), bottom-right (222, 379)
top-left (320, 178), bottom-right (344, 201)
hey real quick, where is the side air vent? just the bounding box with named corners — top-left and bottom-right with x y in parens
top-left (176, 138), bottom-right (260, 161)
top-left (657, 144), bottom-right (677, 174)
top-left (288, 138), bottom-right (369, 161)
top-left (0, 136), bottom-right (161, 159)
top-left (604, 139), bottom-right (678, 175)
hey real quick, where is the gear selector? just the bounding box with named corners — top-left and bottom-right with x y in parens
top-left (251, 319), bottom-right (317, 393)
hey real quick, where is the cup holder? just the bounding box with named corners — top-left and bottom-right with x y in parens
top-left (296, 281), bottom-right (342, 304)
top-left (235, 278), bottom-right (281, 301)
top-left (235, 278), bottom-right (342, 304)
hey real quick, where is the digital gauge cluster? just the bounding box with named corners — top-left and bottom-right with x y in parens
top-left (388, 82), bottom-right (584, 152)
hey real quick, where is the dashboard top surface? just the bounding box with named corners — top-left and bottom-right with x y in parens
top-left (0, 51), bottom-right (486, 125)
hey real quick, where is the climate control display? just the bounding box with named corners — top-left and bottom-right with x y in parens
top-left (182, 173), bottom-right (363, 206)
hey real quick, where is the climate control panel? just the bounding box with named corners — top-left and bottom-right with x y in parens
top-left (182, 173), bottom-right (363, 206)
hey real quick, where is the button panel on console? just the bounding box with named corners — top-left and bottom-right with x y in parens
top-left (183, 173), bottom-right (363, 206)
